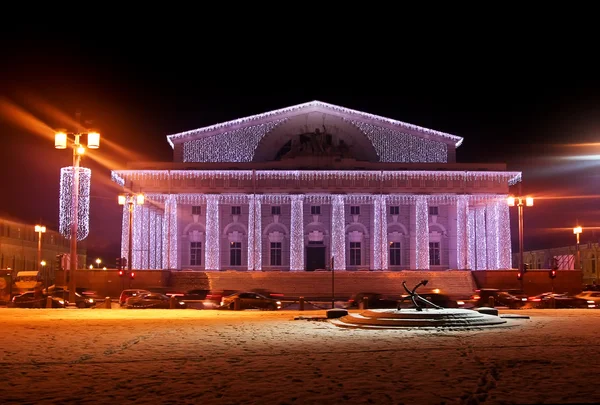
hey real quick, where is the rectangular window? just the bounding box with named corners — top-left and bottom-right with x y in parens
top-left (231, 206), bottom-right (241, 215)
top-left (350, 242), bottom-right (361, 265)
top-left (192, 206), bottom-right (201, 215)
top-left (429, 242), bottom-right (440, 265)
top-left (270, 242), bottom-right (282, 266)
top-left (271, 206), bottom-right (281, 215)
top-left (311, 206), bottom-right (321, 215)
top-left (350, 206), bottom-right (360, 215)
top-left (390, 242), bottom-right (401, 266)
top-left (190, 242), bottom-right (202, 265)
top-left (429, 206), bottom-right (439, 216)
top-left (390, 206), bottom-right (400, 215)
top-left (230, 242), bottom-right (241, 266)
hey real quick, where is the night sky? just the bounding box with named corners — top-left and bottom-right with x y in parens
top-left (2, 30), bottom-right (600, 266)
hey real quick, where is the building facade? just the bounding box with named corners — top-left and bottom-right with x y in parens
top-left (111, 101), bottom-right (521, 271)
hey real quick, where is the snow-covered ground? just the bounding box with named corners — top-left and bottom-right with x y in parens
top-left (1, 307), bottom-right (598, 405)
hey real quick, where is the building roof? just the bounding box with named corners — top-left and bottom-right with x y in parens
top-left (165, 100), bottom-right (464, 149)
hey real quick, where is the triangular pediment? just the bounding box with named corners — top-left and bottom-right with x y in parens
top-left (166, 100), bottom-right (463, 148)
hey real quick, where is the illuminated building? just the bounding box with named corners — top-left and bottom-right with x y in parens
top-left (111, 101), bottom-right (520, 271)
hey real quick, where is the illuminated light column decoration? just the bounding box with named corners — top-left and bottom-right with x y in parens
top-left (59, 166), bottom-right (91, 241)
top-left (415, 196), bottom-right (429, 269)
top-left (162, 195), bottom-right (178, 269)
top-left (467, 208), bottom-right (475, 269)
top-left (475, 206), bottom-right (487, 270)
top-left (121, 203), bottom-right (129, 263)
top-left (372, 196), bottom-right (388, 270)
top-left (132, 203), bottom-right (145, 269)
top-left (290, 195), bottom-right (305, 271)
top-left (485, 201), bottom-right (500, 270)
top-left (247, 196), bottom-right (262, 270)
top-left (456, 195), bottom-right (469, 269)
top-left (498, 198), bottom-right (512, 269)
top-left (205, 195), bottom-right (220, 270)
top-left (331, 195), bottom-right (346, 270)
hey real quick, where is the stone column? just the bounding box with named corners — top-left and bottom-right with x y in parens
top-left (485, 200), bottom-right (500, 270)
top-left (372, 196), bottom-right (388, 270)
top-left (415, 195), bottom-right (429, 269)
top-left (162, 195), bottom-right (178, 270)
top-left (133, 203), bottom-right (143, 269)
top-left (149, 209), bottom-right (156, 269)
top-left (120, 203), bottom-right (129, 267)
top-left (456, 195), bottom-right (469, 269)
top-left (498, 198), bottom-right (512, 269)
top-left (290, 195), bottom-right (304, 271)
top-left (247, 195), bottom-right (262, 271)
top-left (467, 208), bottom-right (475, 270)
top-left (205, 195), bottom-right (219, 270)
top-left (331, 195), bottom-right (346, 270)
top-left (475, 205), bottom-right (487, 270)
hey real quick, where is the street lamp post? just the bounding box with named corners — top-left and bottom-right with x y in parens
top-left (507, 196), bottom-right (534, 283)
top-left (573, 226), bottom-right (582, 270)
top-left (55, 130), bottom-right (100, 307)
top-left (34, 225), bottom-right (46, 273)
top-left (40, 260), bottom-right (47, 289)
top-left (118, 193), bottom-right (145, 281)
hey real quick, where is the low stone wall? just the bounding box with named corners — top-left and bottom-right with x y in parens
top-left (471, 269), bottom-right (583, 295)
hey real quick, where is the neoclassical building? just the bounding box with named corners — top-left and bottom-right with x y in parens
top-left (111, 101), bottom-right (521, 271)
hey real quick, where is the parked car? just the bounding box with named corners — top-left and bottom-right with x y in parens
top-left (12, 291), bottom-right (65, 308)
top-left (50, 289), bottom-right (96, 308)
top-left (126, 292), bottom-right (187, 309)
top-left (220, 291), bottom-right (281, 310)
top-left (119, 289), bottom-right (151, 306)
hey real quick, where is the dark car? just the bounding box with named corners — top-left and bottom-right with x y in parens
top-left (398, 292), bottom-right (466, 309)
top-left (51, 289), bottom-right (96, 308)
top-left (12, 291), bottom-right (65, 308)
top-left (345, 292), bottom-right (399, 309)
top-left (220, 291), bottom-right (281, 310)
top-left (472, 289), bottom-right (526, 309)
top-left (119, 289), bottom-right (151, 306)
top-left (126, 292), bottom-right (187, 309)
top-left (526, 293), bottom-right (593, 309)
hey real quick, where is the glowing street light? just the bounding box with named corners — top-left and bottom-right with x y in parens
top-left (118, 193), bottom-right (145, 278)
top-left (574, 225), bottom-right (583, 270)
top-left (34, 225), bottom-right (46, 273)
top-left (54, 129), bottom-right (100, 307)
top-left (95, 258), bottom-right (102, 268)
top-left (507, 195), bottom-right (534, 281)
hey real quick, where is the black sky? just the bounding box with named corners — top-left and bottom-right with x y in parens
top-left (2, 28), bottom-right (600, 265)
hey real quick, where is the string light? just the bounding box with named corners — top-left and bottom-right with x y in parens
top-left (498, 200), bottom-right (512, 268)
top-left (205, 195), bottom-right (220, 270)
top-left (456, 195), bottom-right (468, 269)
top-left (415, 196), bottom-right (429, 269)
top-left (331, 195), bottom-right (346, 270)
top-left (149, 209), bottom-right (157, 269)
top-left (166, 100), bottom-right (464, 149)
top-left (162, 196), bottom-right (178, 269)
top-left (59, 166), bottom-right (91, 241)
top-left (121, 203), bottom-right (129, 263)
top-left (486, 201), bottom-right (500, 269)
top-left (290, 195), bottom-right (304, 271)
top-left (247, 196), bottom-right (262, 270)
top-left (475, 206), bottom-right (487, 270)
top-left (349, 120), bottom-right (448, 163)
top-left (182, 119), bottom-right (286, 162)
top-left (467, 209), bottom-right (475, 269)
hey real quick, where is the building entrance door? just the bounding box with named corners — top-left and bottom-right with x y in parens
top-left (305, 246), bottom-right (326, 271)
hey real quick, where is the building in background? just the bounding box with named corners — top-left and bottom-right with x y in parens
top-left (0, 216), bottom-right (86, 278)
top-left (111, 101), bottom-right (521, 271)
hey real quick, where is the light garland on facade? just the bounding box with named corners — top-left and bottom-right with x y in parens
top-left (475, 206), bottom-right (487, 270)
top-left (467, 209), bottom-right (475, 269)
top-left (486, 201), bottom-right (500, 270)
top-left (205, 195), bottom-right (220, 270)
top-left (498, 200), bottom-right (512, 269)
top-left (162, 196), bottom-right (178, 269)
top-left (290, 195), bottom-right (305, 271)
top-left (149, 209), bottom-right (157, 269)
top-left (166, 100), bottom-right (464, 149)
top-left (380, 197), bottom-right (388, 270)
top-left (372, 196), bottom-right (388, 270)
top-left (456, 195), bottom-right (468, 269)
top-left (132, 204), bottom-right (143, 269)
top-left (112, 169), bottom-right (522, 187)
top-left (247, 196), bottom-right (262, 270)
top-left (182, 119), bottom-right (287, 162)
top-left (121, 203), bottom-right (129, 263)
top-left (331, 195), bottom-right (346, 270)
top-left (349, 120), bottom-right (448, 163)
top-left (59, 166), bottom-right (91, 241)
top-left (415, 196), bottom-right (429, 269)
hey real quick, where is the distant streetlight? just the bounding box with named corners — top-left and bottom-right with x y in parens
top-left (118, 193), bottom-right (145, 278)
top-left (507, 195), bottom-right (534, 281)
top-left (95, 258), bottom-right (102, 268)
top-left (573, 225), bottom-right (582, 270)
top-left (55, 129), bottom-right (100, 307)
top-left (34, 225), bottom-right (46, 273)
top-left (40, 260), bottom-right (47, 289)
